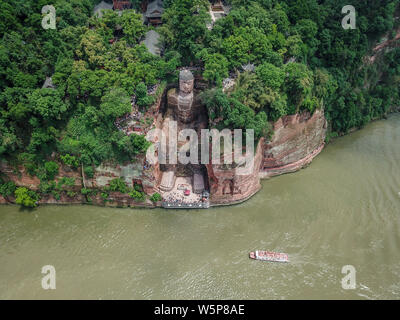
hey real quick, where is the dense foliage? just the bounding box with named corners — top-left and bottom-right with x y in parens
top-left (161, 0), bottom-right (400, 138)
top-left (0, 0), bottom-right (178, 171)
top-left (1, 0), bottom-right (400, 170)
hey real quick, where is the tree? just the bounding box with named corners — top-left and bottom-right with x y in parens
top-left (221, 33), bottom-right (251, 69)
top-left (15, 187), bottom-right (39, 208)
top-left (293, 19), bottom-right (319, 61)
top-left (135, 82), bottom-right (155, 108)
top-left (196, 50), bottom-right (228, 86)
top-left (0, 2), bottom-right (19, 38)
top-left (255, 63), bottom-right (285, 90)
top-left (284, 62), bottom-right (314, 112)
top-left (76, 29), bottom-right (107, 68)
top-left (0, 181), bottom-right (16, 198)
top-left (60, 154), bottom-right (79, 168)
top-left (120, 10), bottom-right (146, 45)
top-left (150, 193), bottom-right (162, 203)
top-left (100, 88), bottom-right (131, 119)
top-left (27, 127), bottom-right (59, 158)
top-left (114, 133), bottom-right (151, 160)
top-left (200, 88), bottom-right (271, 140)
top-left (28, 89), bottom-right (68, 121)
top-left (44, 161), bottom-right (59, 180)
top-left (159, 0), bottom-right (211, 64)
top-left (0, 119), bottom-right (20, 156)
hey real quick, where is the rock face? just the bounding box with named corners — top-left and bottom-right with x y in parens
top-left (260, 109), bottom-right (327, 178)
top-left (84, 155), bottom-right (161, 195)
top-left (0, 161), bottom-right (84, 205)
top-left (0, 195), bottom-right (8, 204)
top-left (0, 162), bottom-right (40, 190)
top-left (0, 161), bottom-right (81, 191)
top-left (206, 139), bottom-right (264, 205)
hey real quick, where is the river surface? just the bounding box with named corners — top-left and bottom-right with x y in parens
top-left (1, 115), bottom-right (400, 300)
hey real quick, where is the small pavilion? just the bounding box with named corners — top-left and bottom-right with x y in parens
top-left (145, 0), bottom-right (164, 26)
top-left (93, 1), bottom-right (113, 18)
top-left (113, 0), bottom-right (132, 10)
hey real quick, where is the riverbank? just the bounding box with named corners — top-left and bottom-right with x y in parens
top-left (1, 108), bottom-right (327, 209)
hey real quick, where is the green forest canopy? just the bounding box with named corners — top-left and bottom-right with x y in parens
top-left (1, 0), bottom-right (400, 173)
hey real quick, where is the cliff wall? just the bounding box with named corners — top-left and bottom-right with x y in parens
top-left (260, 109), bottom-right (327, 178)
top-left (206, 138), bottom-right (264, 205)
top-left (0, 161), bottom-right (83, 205)
top-left (0, 160), bottom-right (158, 208)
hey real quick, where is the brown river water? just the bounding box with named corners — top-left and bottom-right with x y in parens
top-left (1, 114), bottom-right (400, 299)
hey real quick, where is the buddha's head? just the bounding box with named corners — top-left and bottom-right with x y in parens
top-left (179, 70), bottom-right (194, 94)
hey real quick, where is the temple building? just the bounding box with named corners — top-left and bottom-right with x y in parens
top-left (42, 76), bottom-right (56, 90)
top-left (113, 0), bottom-right (132, 10)
top-left (93, 1), bottom-right (113, 18)
top-left (207, 0), bottom-right (231, 29)
top-left (145, 0), bottom-right (164, 26)
top-left (143, 30), bottom-right (162, 56)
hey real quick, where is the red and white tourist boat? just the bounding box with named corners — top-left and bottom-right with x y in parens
top-left (249, 251), bottom-right (289, 263)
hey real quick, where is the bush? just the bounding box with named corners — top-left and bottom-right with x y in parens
top-left (129, 189), bottom-right (146, 202)
top-left (14, 187), bottom-right (39, 208)
top-left (108, 178), bottom-right (128, 193)
top-left (39, 181), bottom-right (56, 194)
top-left (40, 177), bottom-right (75, 194)
top-left (0, 181), bottom-right (16, 197)
top-left (150, 193), bottom-right (162, 203)
top-left (57, 177), bottom-right (75, 189)
top-left (60, 154), bottom-right (79, 168)
top-left (100, 192), bottom-right (109, 201)
top-left (52, 190), bottom-right (61, 200)
top-left (67, 191), bottom-right (77, 198)
top-left (136, 82), bottom-right (155, 109)
top-left (84, 166), bottom-right (94, 178)
top-left (81, 188), bottom-right (97, 196)
top-left (44, 161), bottom-right (59, 180)
top-left (81, 188), bottom-right (97, 203)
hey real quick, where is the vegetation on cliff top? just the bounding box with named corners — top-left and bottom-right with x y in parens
top-left (1, 0), bottom-right (400, 168)
top-left (0, 0), bottom-right (178, 170)
top-left (161, 0), bottom-right (400, 138)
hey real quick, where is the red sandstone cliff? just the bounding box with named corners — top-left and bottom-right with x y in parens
top-left (0, 160), bottom-right (157, 208)
top-left (0, 161), bottom-right (82, 191)
top-left (261, 109), bottom-right (327, 178)
top-left (206, 138), bottom-right (264, 205)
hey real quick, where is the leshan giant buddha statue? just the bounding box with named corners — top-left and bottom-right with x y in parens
top-left (167, 70), bottom-right (200, 124)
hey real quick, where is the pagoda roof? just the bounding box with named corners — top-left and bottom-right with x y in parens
top-left (145, 0), bottom-right (164, 18)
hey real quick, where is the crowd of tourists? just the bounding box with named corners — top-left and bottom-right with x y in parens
top-left (163, 190), bottom-right (204, 206)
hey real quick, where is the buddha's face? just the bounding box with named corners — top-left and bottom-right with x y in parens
top-left (179, 79), bottom-right (194, 94)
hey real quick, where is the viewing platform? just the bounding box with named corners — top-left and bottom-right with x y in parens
top-left (161, 201), bottom-right (210, 209)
